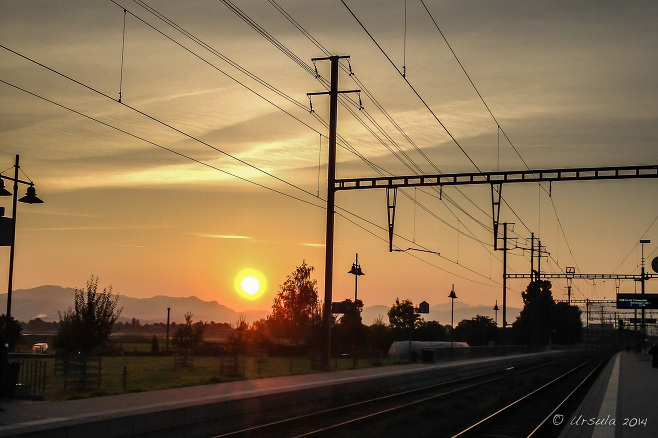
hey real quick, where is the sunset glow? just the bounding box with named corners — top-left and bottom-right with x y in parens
top-left (234, 269), bottom-right (267, 301)
top-left (0, 1), bottom-right (656, 319)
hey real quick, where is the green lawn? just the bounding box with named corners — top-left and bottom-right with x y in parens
top-left (35, 354), bottom-right (385, 401)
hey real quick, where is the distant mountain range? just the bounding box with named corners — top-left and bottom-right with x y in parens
top-left (0, 285), bottom-right (521, 327)
top-left (0, 285), bottom-right (269, 325)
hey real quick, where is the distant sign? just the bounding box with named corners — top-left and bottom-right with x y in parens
top-left (331, 300), bottom-right (354, 314)
top-left (617, 293), bottom-right (658, 309)
top-left (418, 301), bottom-right (430, 314)
top-left (652, 256), bottom-right (658, 274)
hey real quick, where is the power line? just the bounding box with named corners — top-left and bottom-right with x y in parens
top-left (340, 0), bottom-right (482, 174)
top-left (0, 78), bottom-right (325, 210)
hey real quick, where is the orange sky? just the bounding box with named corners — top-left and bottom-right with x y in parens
top-left (1, 0), bottom-right (657, 316)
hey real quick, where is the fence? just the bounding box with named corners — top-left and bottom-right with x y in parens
top-left (7, 354), bottom-right (47, 398)
top-left (55, 353), bottom-right (102, 391)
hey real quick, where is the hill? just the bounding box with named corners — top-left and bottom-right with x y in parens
top-left (1, 285), bottom-right (521, 328)
top-left (0, 285), bottom-right (268, 325)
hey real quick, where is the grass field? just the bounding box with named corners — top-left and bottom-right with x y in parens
top-left (32, 353), bottom-right (386, 401)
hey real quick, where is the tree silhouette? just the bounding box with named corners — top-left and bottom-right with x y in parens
top-left (387, 298), bottom-right (422, 340)
top-left (512, 280), bottom-right (581, 345)
top-left (171, 312), bottom-right (203, 355)
top-left (54, 276), bottom-right (122, 353)
top-left (269, 261), bottom-right (321, 344)
top-left (454, 315), bottom-right (498, 346)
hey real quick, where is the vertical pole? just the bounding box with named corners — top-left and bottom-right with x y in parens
top-left (6, 155), bottom-right (19, 317)
top-left (530, 232), bottom-right (535, 282)
top-left (354, 253), bottom-right (359, 303)
top-left (166, 307), bottom-right (171, 353)
top-left (502, 223), bottom-right (508, 353)
top-left (537, 239), bottom-right (542, 281)
top-left (640, 239), bottom-right (650, 349)
top-left (353, 253), bottom-right (358, 369)
top-left (322, 55), bottom-right (340, 371)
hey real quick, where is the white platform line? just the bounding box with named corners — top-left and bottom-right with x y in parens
top-left (594, 352), bottom-right (620, 438)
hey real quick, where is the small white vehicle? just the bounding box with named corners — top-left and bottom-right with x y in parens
top-left (32, 343), bottom-right (48, 354)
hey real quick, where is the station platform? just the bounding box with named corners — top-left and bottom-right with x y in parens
top-left (0, 351), bottom-right (559, 438)
top-left (558, 349), bottom-right (658, 438)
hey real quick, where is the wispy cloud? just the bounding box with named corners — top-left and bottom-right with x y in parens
top-left (299, 242), bottom-right (325, 248)
top-left (192, 233), bottom-right (253, 240)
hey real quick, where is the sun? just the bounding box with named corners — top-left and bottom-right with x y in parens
top-left (234, 268), bottom-right (267, 300)
top-left (241, 276), bottom-right (260, 295)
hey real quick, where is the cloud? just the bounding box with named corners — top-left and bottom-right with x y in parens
top-left (192, 233), bottom-right (253, 240)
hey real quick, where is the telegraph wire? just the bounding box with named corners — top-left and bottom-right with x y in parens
top-left (0, 78), bottom-right (325, 210)
top-left (3, 10), bottom-right (547, 291)
top-left (419, 0), bottom-right (530, 171)
top-left (0, 72), bottom-right (491, 286)
top-left (268, 0), bottom-right (498, 253)
top-left (418, 0), bottom-right (585, 274)
top-left (341, 0), bottom-right (482, 174)
top-left (0, 43), bottom-right (316, 200)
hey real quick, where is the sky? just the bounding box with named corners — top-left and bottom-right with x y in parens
top-left (1, 0), bottom-right (657, 320)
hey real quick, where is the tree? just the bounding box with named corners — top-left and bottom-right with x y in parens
top-left (415, 320), bottom-right (447, 342)
top-left (387, 298), bottom-right (423, 340)
top-left (269, 261), bottom-right (322, 344)
top-left (366, 315), bottom-right (393, 357)
top-left (1, 315), bottom-right (23, 351)
top-left (332, 299), bottom-right (367, 354)
top-left (229, 315), bottom-right (249, 354)
top-left (552, 301), bottom-right (583, 345)
top-left (171, 312), bottom-right (203, 355)
top-left (512, 280), bottom-right (580, 346)
top-left (454, 315), bottom-right (498, 346)
top-left (54, 276), bottom-right (122, 353)
top-left (513, 280), bottom-right (554, 345)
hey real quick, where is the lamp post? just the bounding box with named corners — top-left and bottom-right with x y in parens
top-left (0, 155), bottom-right (44, 317)
top-left (493, 300), bottom-right (499, 326)
top-left (640, 239), bottom-right (650, 349)
top-left (347, 253), bottom-right (364, 369)
top-left (448, 284), bottom-right (457, 357)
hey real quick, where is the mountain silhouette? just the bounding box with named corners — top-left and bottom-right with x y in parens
top-left (0, 285), bottom-right (268, 325)
top-left (1, 285), bottom-right (521, 327)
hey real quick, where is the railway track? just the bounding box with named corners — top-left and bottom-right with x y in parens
top-left (451, 353), bottom-right (610, 438)
top-left (209, 352), bottom-right (590, 438)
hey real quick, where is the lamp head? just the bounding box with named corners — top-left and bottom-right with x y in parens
top-left (18, 185), bottom-right (43, 204)
top-left (0, 179), bottom-right (12, 197)
top-left (448, 284), bottom-right (457, 300)
top-left (348, 263), bottom-right (364, 276)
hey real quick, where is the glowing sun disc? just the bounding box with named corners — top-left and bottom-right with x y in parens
top-left (234, 269), bottom-right (267, 300)
top-left (241, 276), bottom-right (260, 295)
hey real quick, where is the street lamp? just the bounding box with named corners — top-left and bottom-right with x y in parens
top-left (347, 253), bottom-right (364, 303)
top-left (448, 284), bottom-right (457, 356)
top-left (493, 300), bottom-right (499, 326)
top-left (347, 253), bottom-right (364, 368)
top-left (0, 155), bottom-right (44, 317)
top-left (640, 239), bottom-right (651, 349)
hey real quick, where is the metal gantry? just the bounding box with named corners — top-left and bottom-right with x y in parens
top-left (310, 54), bottom-right (658, 368)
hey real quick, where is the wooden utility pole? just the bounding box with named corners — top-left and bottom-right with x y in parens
top-left (308, 55), bottom-right (359, 370)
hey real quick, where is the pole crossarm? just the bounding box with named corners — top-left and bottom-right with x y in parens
top-left (0, 174), bottom-right (33, 186)
top-left (506, 273), bottom-right (658, 280)
top-left (334, 164), bottom-right (658, 191)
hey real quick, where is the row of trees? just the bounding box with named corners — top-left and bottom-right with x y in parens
top-left (50, 265), bottom-right (583, 356)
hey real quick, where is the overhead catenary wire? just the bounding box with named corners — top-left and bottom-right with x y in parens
top-left (267, 0), bottom-right (500, 254)
top-left (0, 78), bottom-right (325, 210)
top-left (27, 3), bottom-right (552, 295)
top-left (0, 60), bottom-right (494, 288)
